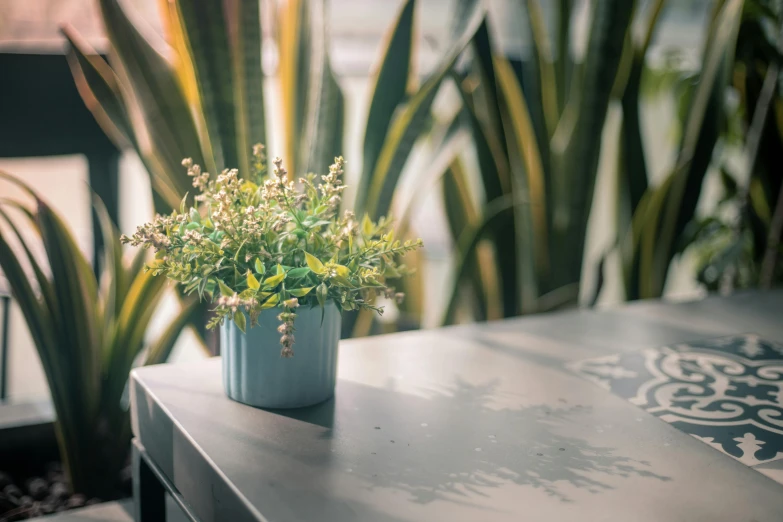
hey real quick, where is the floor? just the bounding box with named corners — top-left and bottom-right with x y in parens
top-left (28, 497), bottom-right (186, 522)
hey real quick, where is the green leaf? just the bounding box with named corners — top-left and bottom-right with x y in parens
top-left (254, 258), bottom-right (265, 274)
top-left (275, 263), bottom-right (285, 276)
top-left (358, 6), bottom-right (485, 219)
top-left (637, 0), bottom-right (744, 298)
top-left (331, 275), bottom-right (355, 288)
top-left (298, 0), bottom-right (345, 175)
top-left (555, 0), bottom-right (573, 112)
top-left (287, 267), bottom-right (311, 279)
top-left (234, 310), bottom-right (246, 333)
top-left (317, 282), bottom-right (328, 307)
top-left (305, 252), bottom-right (326, 274)
top-left (441, 195), bottom-right (529, 325)
top-left (553, 0), bottom-right (635, 288)
top-left (289, 287), bottom-right (315, 297)
top-left (523, 0), bottom-right (559, 138)
top-left (189, 207), bottom-right (201, 223)
top-left (615, 0), bottom-right (665, 300)
top-left (92, 195), bottom-right (122, 336)
top-left (0, 203), bottom-right (57, 321)
top-left (361, 0), bottom-right (418, 184)
top-left (247, 271), bottom-right (261, 290)
top-left (278, 0), bottom-right (309, 177)
top-left (227, 0), bottom-right (267, 175)
top-left (361, 214), bottom-right (374, 236)
top-left (37, 199), bottom-right (100, 387)
top-left (450, 71), bottom-right (509, 201)
top-left (96, 0), bottom-right (204, 198)
top-left (441, 157), bottom-right (496, 321)
top-left (165, 0), bottom-right (244, 173)
top-left (0, 171), bottom-right (190, 496)
top-left (145, 297), bottom-right (200, 364)
top-left (218, 279), bottom-right (234, 297)
top-left (260, 293), bottom-right (280, 310)
top-left (494, 55), bottom-right (548, 272)
top-left (263, 272), bottom-right (286, 287)
top-left (61, 26), bottom-right (134, 150)
top-left (0, 213), bottom-right (58, 392)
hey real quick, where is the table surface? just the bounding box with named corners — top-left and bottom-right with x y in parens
top-left (131, 291), bottom-right (783, 522)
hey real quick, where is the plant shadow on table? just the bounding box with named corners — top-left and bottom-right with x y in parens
top-left (272, 377), bottom-right (671, 506)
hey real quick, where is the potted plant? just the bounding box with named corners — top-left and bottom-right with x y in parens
top-left (123, 146), bottom-right (422, 408)
top-left (0, 171), bottom-right (197, 510)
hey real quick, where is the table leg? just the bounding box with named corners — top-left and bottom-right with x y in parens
top-left (133, 443), bottom-right (166, 521)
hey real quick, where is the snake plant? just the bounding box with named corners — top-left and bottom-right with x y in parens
top-left (63, 0), bottom-right (485, 335)
top-left (435, 0), bottom-right (765, 324)
top-left (63, 0), bottom-right (482, 223)
top-left (642, 0), bottom-right (783, 294)
top-left (436, 0), bottom-right (639, 324)
top-left (0, 172), bottom-right (197, 498)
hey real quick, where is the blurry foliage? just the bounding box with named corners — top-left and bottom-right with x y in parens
top-left (437, 0), bottom-right (642, 323)
top-left (686, 0), bottom-right (783, 291)
top-left (63, 0), bottom-right (782, 338)
top-left (439, 0), bottom-right (781, 324)
top-left (622, 0), bottom-right (748, 299)
top-left (63, 0), bottom-right (484, 337)
top-left (0, 172), bottom-right (196, 498)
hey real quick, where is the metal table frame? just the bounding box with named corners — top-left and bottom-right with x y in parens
top-left (133, 439), bottom-right (199, 522)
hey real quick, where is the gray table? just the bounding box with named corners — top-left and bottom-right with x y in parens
top-left (130, 291), bottom-right (783, 521)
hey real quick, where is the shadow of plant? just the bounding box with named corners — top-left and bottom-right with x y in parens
top-left (277, 377), bottom-right (670, 506)
top-left (145, 357), bottom-right (671, 515)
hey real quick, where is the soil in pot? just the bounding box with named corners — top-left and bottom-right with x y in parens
top-left (0, 461), bottom-right (130, 521)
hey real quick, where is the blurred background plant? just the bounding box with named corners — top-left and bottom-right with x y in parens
top-left (61, 0), bottom-right (783, 336)
top-left (62, 0), bottom-right (485, 339)
top-left (683, 0), bottom-right (783, 291)
top-left (0, 172), bottom-right (197, 499)
top-left (430, 0), bottom-right (782, 325)
top-left (434, 0), bottom-right (640, 324)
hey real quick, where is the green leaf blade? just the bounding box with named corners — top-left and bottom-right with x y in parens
top-left (305, 252), bottom-right (326, 274)
top-left (247, 271), bottom-right (261, 290)
top-left (360, 0), bottom-right (417, 186)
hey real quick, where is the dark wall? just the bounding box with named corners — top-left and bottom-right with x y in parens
top-left (0, 53), bottom-right (118, 157)
top-left (0, 52), bottom-right (121, 268)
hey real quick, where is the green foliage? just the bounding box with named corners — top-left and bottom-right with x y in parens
top-left (64, 0), bottom-right (776, 337)
top-left (439, 0), bottom-right (637, 323)
top-left (122, 148), bottom-right (422, 357)
top-left (0, 171), bottom-right (195, 498)
top-left (686, 0), bottom-right (783, 290)
top-left (63, 0), bottom-right (485, 338)
top-left (439, 0), bottom-right (777, 320)
top-left (628, 0), bottom-right (747, 299)
top-left (63, 0), bottom-right (483, 216)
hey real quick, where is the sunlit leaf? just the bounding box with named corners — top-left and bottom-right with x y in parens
top-left (305, 251), bottom-right (326, 274)
top-left (260, 293), bottom-right (281, 310)
top-left (247, 271), bottom-right (261, 290)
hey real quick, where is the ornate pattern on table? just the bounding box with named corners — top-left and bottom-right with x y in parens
top-left (569, 334), bottom-right (783, 466)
